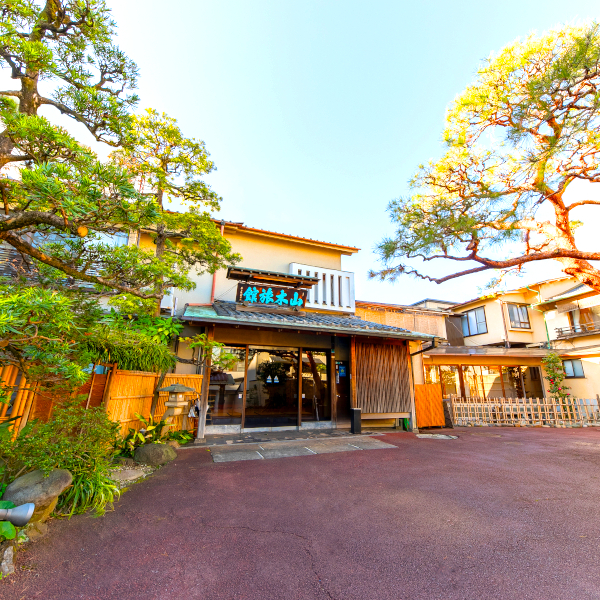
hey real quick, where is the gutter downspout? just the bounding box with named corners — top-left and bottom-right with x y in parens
top-left (210, 219), bottom-right (226, 304)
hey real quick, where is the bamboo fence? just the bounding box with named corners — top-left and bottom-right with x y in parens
top-left (0, 365), bottom-right (40, 439)
top-left (451, 395), bottom-right (600, 427)
top-left (104, 370), bottom-right (203, 435)
top-left (1, 364), bottom-right (203, 437)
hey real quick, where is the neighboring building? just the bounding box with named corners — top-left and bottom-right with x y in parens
top-left (355, 300), bottom-right (450, 339)
top-left (408, 298), bottom-right (458, 312)
top-left (421, 276), bottom-right (600, 402)
top-left (133, 220), bottom-right (435, 433)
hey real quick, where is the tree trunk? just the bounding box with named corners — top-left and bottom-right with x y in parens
top-left (150, 370), bottom-right (167, 418)
top-left (153, 188), bottom-right (166, 316)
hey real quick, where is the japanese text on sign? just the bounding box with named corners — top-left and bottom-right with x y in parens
top-left (237, 283), bottom-right (307, 308)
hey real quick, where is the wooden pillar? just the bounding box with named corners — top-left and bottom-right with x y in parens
top-left (406, 341), bottom-right (419, 431)
top-left (85, 366), bottom-right (97, 410)
top-left (241, 345), bottom-right (249, 430)
top-left (330, 346), bottom-right (337, 426)
top-left (350, 336), bottom-right (357, 409)
top-left (102, 363), bottom-right (118, 409)
top-left (297, 347), bottom-right (303, 427)
top-left (196, 324), bottom-right (215, 441)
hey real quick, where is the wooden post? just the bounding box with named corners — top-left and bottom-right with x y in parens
top-left (350, 336), bottom-right (357, 409)
top-left (241, 345), bottom-right (249, 430)
top-left (330, 347), bottom-right (337, 426)
top-left (196, 325), bottom-right (215, 441)
top-left (85, 366), bottom-right (97, 410)
top-left (297, 347), bottom-right (303, 427)
top-left (406, 342), bottom-right (418, 431)
top-left (102, 363), bottom-right (118, 408)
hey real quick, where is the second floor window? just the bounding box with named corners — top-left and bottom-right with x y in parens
top-left (563, 359), bottom-right (584, 378)
top-left (461, 307), bottom-right (487, 337)
top-left (507, 303), bottom-right (530, 329)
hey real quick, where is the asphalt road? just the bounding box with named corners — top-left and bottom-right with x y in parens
top-left (3, 427), bottom-right (600, 600)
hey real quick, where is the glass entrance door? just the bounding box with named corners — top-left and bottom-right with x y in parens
top-left (300, 350), bottom-right (331, 422)
top-left (244, 348), bottom-right (299, 428)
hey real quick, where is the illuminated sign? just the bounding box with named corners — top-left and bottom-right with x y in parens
top-left (236, 283), bottom-right (307, 308)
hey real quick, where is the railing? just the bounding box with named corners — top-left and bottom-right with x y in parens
top-left (555, 323), bottom-right (600, 338)
top-left (451, 395), bottom-right (600, 427)
top-left (290, 263), bottom-right (355, 313)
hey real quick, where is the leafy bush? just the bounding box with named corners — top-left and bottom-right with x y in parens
top-left (114, 413), bottom-right (170, 458)
top-left (542, 352), bottom-right (571, 401)
top-left (0, 401), bottom-right (120, 517)
top-left (165, 430), bottom-right (194, 444)
top-left (0, 500), bottom-right (16, 542)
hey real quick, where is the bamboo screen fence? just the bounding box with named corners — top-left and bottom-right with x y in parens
top-left (104, 370), bottom-right (203, 435)
top-left (1, 364), bottom-right (203, 437)
top-left (414, 383), bottom-right (445, 428)
top-left (451, 395), bottom-right (600, 427)
top-left (355, 342), bottom-right (412, 414)
top-left (0, 365), bottom-right (39, 438)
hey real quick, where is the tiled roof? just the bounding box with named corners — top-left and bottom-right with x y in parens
top-left (181, 301), bottom-right (435, 341)
top-left (544, 283), bottom-right (590, 302)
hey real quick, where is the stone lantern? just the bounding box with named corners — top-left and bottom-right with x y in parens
top-left (158, 383), bottom-right (196, 428)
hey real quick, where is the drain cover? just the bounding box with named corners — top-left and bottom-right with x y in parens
top-left (416, 434), bottom-right (458, 440)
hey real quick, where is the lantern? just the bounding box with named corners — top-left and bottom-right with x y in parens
top-left (158, 383), bottom-right (195, 426)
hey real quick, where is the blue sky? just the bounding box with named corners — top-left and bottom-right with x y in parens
top-left (109, 1), bottom-right (600, 305)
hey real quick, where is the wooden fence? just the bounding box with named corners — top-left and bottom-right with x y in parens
top-left (1, 364), bottom-right (203, 437)
top-left (104, 370), bottom-right (203, 435)
top-left (0, 365), bottom-right (39, 437)
top-left (451, 395), bottom-right (600, 427)
top-left (414, 383), bottom-right (445, 428)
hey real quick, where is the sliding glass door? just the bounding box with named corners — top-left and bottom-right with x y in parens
top-left (244, 348), bottom-right (300, 428)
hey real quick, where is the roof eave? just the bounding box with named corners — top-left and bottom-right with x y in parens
top-left (181, 313), bottom-right (435, 342)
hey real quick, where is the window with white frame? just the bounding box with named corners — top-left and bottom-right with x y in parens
top-left (460, 307), bottom-right (488, 337)
top-left (563, 359), bottom-right (585, 378)
top-left (507, 303), bottom-right (531, 329)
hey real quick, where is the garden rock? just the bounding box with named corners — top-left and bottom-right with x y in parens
top-left (134, 443), bottom-right (177, 466)
top-left (3, 469), bottom-right (73, 523)
top-left (110, 468), bottom-right (146, 483)
top-left (0, 543), bottom-right (14, 577)
top-left (113, 456), bottom-right (135, 467)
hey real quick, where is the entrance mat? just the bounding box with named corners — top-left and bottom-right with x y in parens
top-left (210, 436), bottom-right (398, 463)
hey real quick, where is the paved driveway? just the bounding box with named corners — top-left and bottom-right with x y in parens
top-left (3, 428), bottom-right (600, 600)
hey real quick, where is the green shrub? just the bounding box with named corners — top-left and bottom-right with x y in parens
top-left (114, 413), bottom-right (170, 458)
top-left (165, 429), bottom-right (194, 444)
top-left (0, 401), bottom-right (120, 517)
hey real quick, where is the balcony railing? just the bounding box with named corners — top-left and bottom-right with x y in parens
top-left (555, 323), bottom-right (600, 338)
top-left (289, 263), bottom-right (355, 313)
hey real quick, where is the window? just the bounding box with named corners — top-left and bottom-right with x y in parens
top-left (507, 303), bottom-right (530, 329)
top-left (563, 359), bottom-right (585, 378)
top-left (461, 307), bottom-right (488, 336)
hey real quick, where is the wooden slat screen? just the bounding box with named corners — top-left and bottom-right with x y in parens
top-left (355, 342), bottom-right (411, 414)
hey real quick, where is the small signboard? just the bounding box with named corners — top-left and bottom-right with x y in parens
top-left (236, 283), bottom-right (308, 308)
